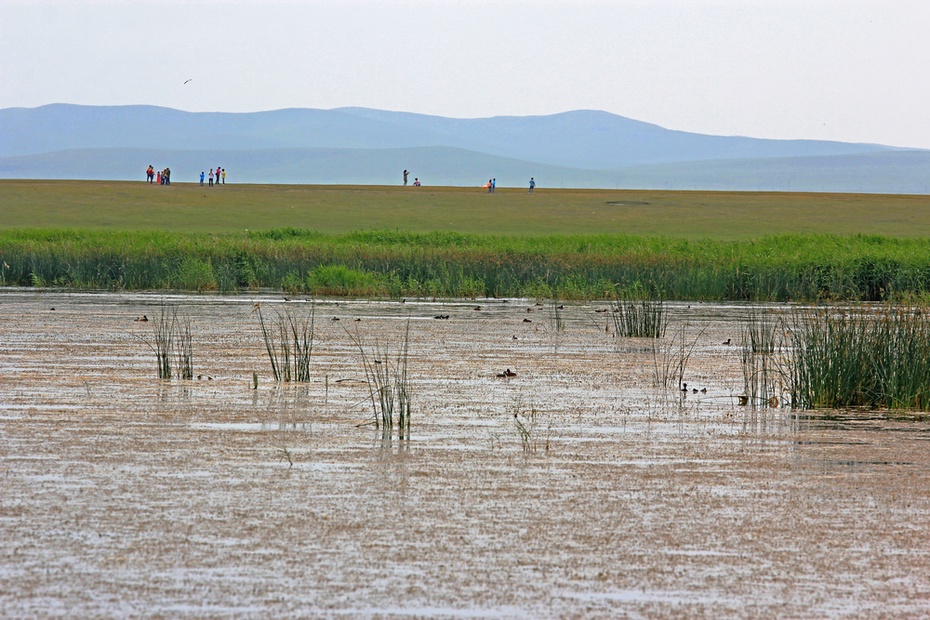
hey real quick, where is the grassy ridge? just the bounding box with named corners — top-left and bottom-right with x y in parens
top-left (3, 180), bottom-right (930, 300)
top-left (3, 227), bottom-right (930, 301)
top-left (4, 179), bottom-right (930, 239)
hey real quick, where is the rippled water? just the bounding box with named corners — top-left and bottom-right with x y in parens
top-left (1, 291), bottom-right (929, 618)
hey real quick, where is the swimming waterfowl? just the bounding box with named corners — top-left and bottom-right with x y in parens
top-left (134, 315), bottom-right (148, 322)
top-left (722, 338), bottom-right (731, 345)
top-left (523, 318), bottom-right (532, 323)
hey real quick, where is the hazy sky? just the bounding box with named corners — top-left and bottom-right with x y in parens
top-left (2, 0), bottom-right (929, 148)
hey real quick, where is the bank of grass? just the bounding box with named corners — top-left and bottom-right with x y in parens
top-left (4, 179), bottom-right (930, 239)
top-left (4, 227), bottom-right (930, 301)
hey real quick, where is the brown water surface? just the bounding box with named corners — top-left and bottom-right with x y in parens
top-left (1, 292), bottom-right (928, 618)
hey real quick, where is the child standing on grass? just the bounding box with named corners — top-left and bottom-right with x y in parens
top-left (208, 169), bottom-right (214, 186)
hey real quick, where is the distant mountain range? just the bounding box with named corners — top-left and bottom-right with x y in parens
top-left (1, 103), bottom-right (928, 193)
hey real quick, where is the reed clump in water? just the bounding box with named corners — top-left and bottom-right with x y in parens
top-left (651, 323), bottom-right (703, 389)
top-left (255, 303), bottom-right (315, 382)
top-left (786, 305), bottom-right (930, 410)
top-left (610, 288), bottom-right (667, 338)
top-left (146, 305), bottom-right (194, 380)
top-left (739, 309), bottom-right (783, 409)
top-left (349, 321), bottom-right (413, 440)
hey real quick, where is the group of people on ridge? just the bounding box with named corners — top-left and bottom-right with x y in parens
top-left (200, 166), bottom-right (226, 187)
top-left (485, 177), bottom-right (536, 192)
top-left (146, 165), bottom-right (171, 185)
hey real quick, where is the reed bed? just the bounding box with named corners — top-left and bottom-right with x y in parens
top-left (786, 305), bottom-right (930, 411)
top-left (4, 228), bottom-right (930, 301)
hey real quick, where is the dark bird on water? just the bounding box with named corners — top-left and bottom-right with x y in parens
top-left (134, 315), bottom-right (148, 322)
top-left (496, 368), bottom-right (517, 378)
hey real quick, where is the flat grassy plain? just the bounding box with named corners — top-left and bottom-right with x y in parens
top-left (4, 179), bottom-right (930, 238)
top-left (3, 180), bottom-right (930, 300)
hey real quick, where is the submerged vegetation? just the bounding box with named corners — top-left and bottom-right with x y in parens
top-left (5, 228), bottom-right (930, 301)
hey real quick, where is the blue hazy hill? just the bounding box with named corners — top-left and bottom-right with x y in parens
top-left (0, 104), bottom-right (925, 192)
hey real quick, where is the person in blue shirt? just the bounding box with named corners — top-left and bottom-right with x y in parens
top-left (200, 171), bottom-right (205, 186)
top-left (529, 177), bottom-right (535, 193)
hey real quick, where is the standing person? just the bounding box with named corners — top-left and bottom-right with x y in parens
top-left (208, 169), bottom-right (214, 187)
top-left (156, 170), bottom-right (162, 185)
top-left (164, 167), bottom-right (171, 185)
top-left (528, 177), bottom-right (535, 193)
top-left (146, 165), bottom-right (154, 183)
top-left (216, 167), bottom-right (221, 185)
top-left (491, 178), bottom-right (496, 193)
top-left (221, 169), bottom-right (226, 184)
top-left (403, 170), bottom-right (409, 186)
top-left (200, 171), bottom-right (205, 186)
top-left (487, 179), bottom-right (493, 193)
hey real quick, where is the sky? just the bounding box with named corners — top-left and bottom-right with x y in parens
top-left (2, 0), bottom-right (929, 148)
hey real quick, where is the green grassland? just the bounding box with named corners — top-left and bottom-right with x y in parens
top-left (3, 180), bottom-right (930, 300)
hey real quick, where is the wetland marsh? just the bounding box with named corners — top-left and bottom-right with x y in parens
top-left (2, 291), bottom-right (929, 618)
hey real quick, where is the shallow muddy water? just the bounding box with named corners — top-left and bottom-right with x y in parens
top-left (1, 291), bottom-right (929, 618)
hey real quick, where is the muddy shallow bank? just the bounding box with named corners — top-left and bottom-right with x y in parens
top-left (1, 291), bottom-right (929, 618)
